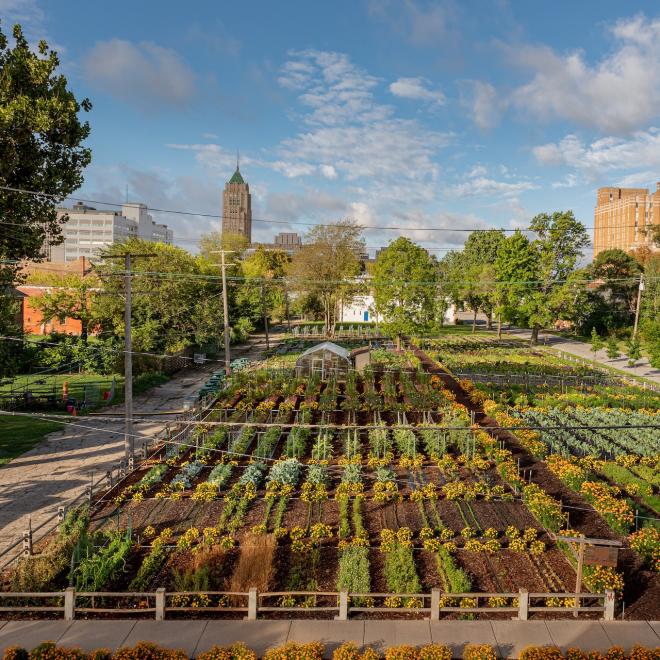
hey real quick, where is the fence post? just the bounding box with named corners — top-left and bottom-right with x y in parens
top-left (64, 587), bottom-right (76, 621)
top-left (334, 591), bottom-right (349, 621)
top-left (22, 526), bottom-right (33, 557)
top-left (430, 588), bottom-right (440, 621)
top-left (518, 588), bottom-right (529, 621)
top-left (247, 588), bottom-right (258, 620)
top-left (155, 588), bottom-right (166, 620)
top-left (603, 590), bottom-right (615, 621)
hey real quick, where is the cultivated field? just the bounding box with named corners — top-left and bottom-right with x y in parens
top-left (3, 336), bottom-right (659, 620)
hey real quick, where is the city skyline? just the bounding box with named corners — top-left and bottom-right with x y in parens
top-left (3, 0), bottom-right (660, 256)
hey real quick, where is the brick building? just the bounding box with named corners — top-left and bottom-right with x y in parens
top-left (594, 184), bottom-right (660, 257)
top-left (17, 258), bottom-right (92, 335)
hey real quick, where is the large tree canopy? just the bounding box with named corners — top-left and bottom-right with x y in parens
top-left (372, 237), bottom-right (437, 340)
top-left (0, 23), bottom-right (92, 282)
top-left (288, 220), bottom-right (364, 336)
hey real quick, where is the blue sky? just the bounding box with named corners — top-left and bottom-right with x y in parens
top-left (3, 0), bottom-right (660, 257)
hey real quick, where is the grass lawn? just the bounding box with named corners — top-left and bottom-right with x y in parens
top-left (0, 415), bottom-right (64, 466)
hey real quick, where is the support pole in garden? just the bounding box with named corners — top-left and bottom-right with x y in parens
top-left (210, 250), bottom-right (235, 378)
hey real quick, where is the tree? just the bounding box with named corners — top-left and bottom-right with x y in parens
top-left (0, 22), bottom-right (91, 372)
top-left (288, 221), bottom-right (364, 336)
top-left (626, 335), bottom-right (641, 367)
top-left (590, 328), bottom-right (604, 363)
top-left (30, 273), bottom-right (98, 342)
top-left (590, 249), bottom-right (641, 328)
top-left (605, 335), bottom-right (620, 360)
top-left (372, 237), bottom-right (437, 343)
top-left (494, 230), bottom-right (538, 335)
top-left (93, 239), bottom-right (224, 366)
top-left (235, 246), bottom-right (289, 328)
top-left (0, 23), bottom-right (92, 287)
top-left (523, 211), bottom-right (590, 343)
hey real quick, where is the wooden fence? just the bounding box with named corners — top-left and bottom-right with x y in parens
top-left (0, 588), bottom-right (615, 621)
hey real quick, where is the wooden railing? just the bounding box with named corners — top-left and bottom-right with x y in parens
top-left (0, 588), bottom-right (615, 621)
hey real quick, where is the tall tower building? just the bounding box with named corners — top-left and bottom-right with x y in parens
top-left (594, 184), bottom-right (660, 257)
top-left (222, 160), bottom-right (252, 243)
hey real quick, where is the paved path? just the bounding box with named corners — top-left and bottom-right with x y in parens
top-left (0, 364), bottom-right (216, 558)
top-left (0, 331), bottom-right (280, 560)
top-left (0, 619), bottom-right (657, 658)
top-left (506, 328), bottom-right (660, 385)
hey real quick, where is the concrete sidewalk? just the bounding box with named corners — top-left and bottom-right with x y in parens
top-left (506, 329), bottom-right (660, 385)
top-left (0, 619), bottom-right (657, 658)
top-left (0, 331), bottom-right (281, 558)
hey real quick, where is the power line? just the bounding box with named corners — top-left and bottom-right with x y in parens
top-left (0, 184), bottom-right (642, 234)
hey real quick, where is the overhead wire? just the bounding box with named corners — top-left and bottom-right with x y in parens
top-left (0, 184), bottom-right (648, 234)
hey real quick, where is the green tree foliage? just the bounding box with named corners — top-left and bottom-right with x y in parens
top-left (0, 22), bottom-right (91, 372)
top-left (235, 247), bottom-right (289, 328)
top-left (30, 274), bottom-right (98, 342)
top-left (493, 230), bottom-right (538, 329)
top-left (590, 249), bottom-right (641, 328)
top-left (605, 335), bottom-right (620, 360)
top-left (522, 211), bottom-right (590, 343)
top-left (372, 237), bottom-right (437, 340)
top-left (626, 335), bottom-right (641, 367)
top-left (93, 239), bottom-right (224, 361)
top-left (288, 221), bottom-right (364, 336)
top-left (590, 328), bottom-right (604, 361)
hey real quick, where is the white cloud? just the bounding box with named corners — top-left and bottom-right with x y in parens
top-left (202, 132), bottom-right (218, 140)
top-left (511, 14), bottom-right (660, 133)
top-left (389, 77), bottom-right (445, 104)
top-left (319, 164), bottom-right (338, 179)
top-left (462, 81), bottom-right (500, 130)
top-left (533, 128), bottom-right (660, 179)
top-left (551, 174), bottom-right (579, 189)
top-left (468, 164), bottom-right (487, 178)
top-left (83, 39), bottom-right (196, 110)
top-left (274, 50), bottom-right (451, 198)
top-left (271, 161), bottom-right (317, 178)
top-left (447, 176), bottom-right (537, 199)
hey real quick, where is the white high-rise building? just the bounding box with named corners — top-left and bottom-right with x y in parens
top-left (46, 202), bottom-right (173, 262)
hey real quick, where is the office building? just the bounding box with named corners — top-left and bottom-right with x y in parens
top-left (222, 164), bottom-right (252, 242)
top-left (47, 201), bottom-right (173, 262)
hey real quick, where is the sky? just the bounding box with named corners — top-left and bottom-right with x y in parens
top-left (3, 0), bottom-right (660, 258)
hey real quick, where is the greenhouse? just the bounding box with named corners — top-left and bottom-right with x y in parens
top-left (294, 341), bottom-right (351, 380)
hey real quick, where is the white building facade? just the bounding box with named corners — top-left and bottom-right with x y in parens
top-left (47, 202), bottom-right (173, 262)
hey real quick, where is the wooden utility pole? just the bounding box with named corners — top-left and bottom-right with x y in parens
top-left (102, 251), bottom-right (155, 464)
top-left (551, 533), bottom-right (621, 618)
top-left (632, 274), bottom-right (645, 338)
top-left (211, 250), bottom-right (235, 377)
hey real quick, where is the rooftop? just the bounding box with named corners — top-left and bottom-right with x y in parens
top-left (229, 167), bottom-right (245, 185)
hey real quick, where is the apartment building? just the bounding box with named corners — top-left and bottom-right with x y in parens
top-left (594, 184), bottom-right (660, 257)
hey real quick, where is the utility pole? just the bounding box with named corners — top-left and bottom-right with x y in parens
top-left (284, 286), bottom-right (291, 333)
top-left (632, 274), bottom-right (645, 339)
top-left (103, 251), bottom-right (155, 464)
top-left (211, 250), bottom-right (235, 377)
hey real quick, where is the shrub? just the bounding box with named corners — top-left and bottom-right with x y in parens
top-left (263, 642), bottom-right (324, 660)
top-left (629, 646), bottom-right (660, 660)
top-left (463, 645), bottom-right (497, 660)
top-left (197, 643), bottom-right (257, 660)
top-left (333, 643), bottom-right (381, 660)
top-left (418, 646), bottom-right (452, 660)
top-left (113, 642), bottom-right (188, 660)
top-left (384, 646), bottom-right (418, 660)
top-left (519, 647), bottom-right (563, 660)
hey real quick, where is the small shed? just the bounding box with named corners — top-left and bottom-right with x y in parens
top-left (350, 346), bottom-right (371, 373)
top-left (295, 341), bottom-right (351, 380)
